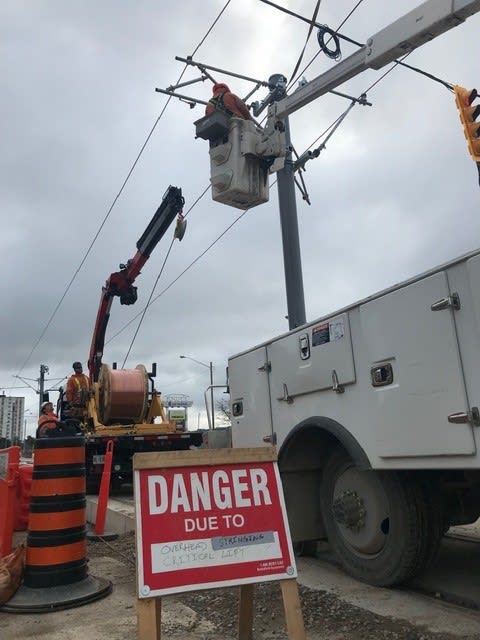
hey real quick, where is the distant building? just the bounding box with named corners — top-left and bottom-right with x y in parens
top-left (0, 395), bottom-right (25, 444)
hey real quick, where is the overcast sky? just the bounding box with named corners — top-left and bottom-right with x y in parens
top-left (2, 0), bottom-right (479, 436)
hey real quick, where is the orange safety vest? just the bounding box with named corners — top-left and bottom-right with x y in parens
top-left (66, 373), bottom-right (90, 404)
top-left (37, 412), bottom-right (58, 437)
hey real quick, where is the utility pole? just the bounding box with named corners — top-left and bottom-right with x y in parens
top-left (255, 0), bottom-right (480, 329)
top-left (161, 0), bottom-right (480, 331)
top-left (38, 364), bottom-right (49, 415)
top-left (209, 361), bottom-right (215, 430)
top-left (254, 74), bottom-right (306, 330)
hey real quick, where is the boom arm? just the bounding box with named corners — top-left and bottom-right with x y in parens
top-left (88, 186), bottom-right (185, 382)
top-left (272, 0), bottom-right (480, 120)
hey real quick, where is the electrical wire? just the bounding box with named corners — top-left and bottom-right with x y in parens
top-left (289, 0), bottom-right (323, 83)
top-left (118, 183), bottom-right (211, 365)
top-left (288, 0), bottom-right (366, 92)
top-left (0, 386), bottom-right (31, 390)
top-left (109, 55), bottom-right (453, 349)
top-left (15, 0), bottom-right (233, 378)
top-left (121, 237), bottom-right (175, 368)
top-left (58, 4), bottom-right (458, 364)
top-left (106, 199), bottom-right (251, 346)
top-left (259, 0), bottom-right (362, 49)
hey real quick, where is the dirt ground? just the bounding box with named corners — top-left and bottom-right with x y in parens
top-left (87, 533), bottom-right (480, 640)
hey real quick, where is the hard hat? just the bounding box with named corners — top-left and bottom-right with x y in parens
top-left (41, 401), bottom-right (51, 411)
top-left (213, 83), bottom-right (230, 93)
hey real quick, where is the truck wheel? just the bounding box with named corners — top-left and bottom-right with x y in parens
top-left (320, 448), bottom-right (427, 586)
top-left (409, 475), bottom-right (444, 576)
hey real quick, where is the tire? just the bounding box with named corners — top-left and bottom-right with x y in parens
top-left (320, 448), bottom-right (429, 586)
top-left (408, 475), bottom-right (444, 577)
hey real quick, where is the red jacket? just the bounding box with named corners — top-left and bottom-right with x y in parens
top-left (206, 83), bottom-right (252, 120)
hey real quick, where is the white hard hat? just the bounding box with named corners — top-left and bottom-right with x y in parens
top-left (41, 401), bottom-right (52, 411)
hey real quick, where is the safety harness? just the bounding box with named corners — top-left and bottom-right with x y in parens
top-left (208, 93), bottom-right (234, 117)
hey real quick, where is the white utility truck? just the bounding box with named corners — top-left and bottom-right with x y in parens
top-left (228, 250), bottom-right (480, 586)
top-left (181, 0), bottom-right (480, 587)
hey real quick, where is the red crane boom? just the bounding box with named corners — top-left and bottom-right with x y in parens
top-left (88, 186), bottom-right (185, 382)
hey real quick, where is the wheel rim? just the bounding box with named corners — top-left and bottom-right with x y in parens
top-left (332, 465), bottom-right (389, 555)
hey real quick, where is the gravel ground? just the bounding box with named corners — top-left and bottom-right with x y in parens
top-left (87, 533), bottom-right (480, 640)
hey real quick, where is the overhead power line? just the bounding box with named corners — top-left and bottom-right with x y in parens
top-left (110, 46), bottom-right (455, 352)
top-left (15, 0), bottom-right (233, 378)
top-left (289, 0), bottom-right (323, 83)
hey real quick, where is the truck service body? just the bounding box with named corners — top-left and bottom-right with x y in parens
top-left (227, 248), bottom-right (480, 585)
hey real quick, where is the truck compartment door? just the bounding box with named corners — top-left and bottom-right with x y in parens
top-left (229, 346), bottom-right (274, 448)
top-left (268, 313), bottom-right (356, 401)
top-left (360, 271), bottom-right (475, 457)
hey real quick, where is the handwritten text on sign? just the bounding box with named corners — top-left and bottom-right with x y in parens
top-left (134, 453), bottom-right (296, 597)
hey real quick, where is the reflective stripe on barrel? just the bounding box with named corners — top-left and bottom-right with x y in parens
top-left (28, 507), bottom-right (86, 531)
top-left (24, 436), bottom-right (88, 588)
top-left (27, 539), bottom-right (87, 565)
top-left (33, 446), bottom-right (85, 466)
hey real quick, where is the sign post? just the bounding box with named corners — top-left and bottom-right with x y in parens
top-left (133, 447), bottom-right (305, 640)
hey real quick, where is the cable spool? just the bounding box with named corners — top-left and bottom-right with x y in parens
top-left (98, 364), bottom-right (149, 424)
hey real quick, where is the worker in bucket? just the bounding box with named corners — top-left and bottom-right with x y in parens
top-left (36, 401), bottom-right (58, 438)
top-left (66, 361), bottom-right (90, 407)
top-left (205, 83), bottom-right (252, 121)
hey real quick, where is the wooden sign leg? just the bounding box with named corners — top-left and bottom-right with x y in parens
top-left (238, 583), bottom-right (254, 640)
top-left (138, 597), bottom-right (162, 640)
top-left (280, 579), bottom-right (306, 640)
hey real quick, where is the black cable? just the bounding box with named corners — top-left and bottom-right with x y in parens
top-left (15, 0), bottom-right (233, 377)
top-left (289, 0), bottom-right (323, 83)
top-left (363, 52), bottom-right (412, 94)
top-left (317, 25), bottom-right (341, 60)
top-left (107, 194), bottom-right (252, 346)
top-left (121, 237), bottom-right (175, 368)
top-left (107, 8), bottom-right (458, 354)
top-left (260, 0), bottom-right (362, 48)
top-left (117, 181), bottom-right (211, 363)
top-left (395, 59), bottom-right (453, 92)
top-left (288, 0), bottom-right (366, 91)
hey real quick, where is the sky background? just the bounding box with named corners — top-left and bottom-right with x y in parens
top-left (1, 0), bottom-right (479, 436)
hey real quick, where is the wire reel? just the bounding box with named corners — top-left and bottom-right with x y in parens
top-left (98, 364), bottom-right (149, 425)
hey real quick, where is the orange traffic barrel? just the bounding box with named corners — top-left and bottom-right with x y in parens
top-left (1, 434), bottom-right (111, 613)
top-left (25, 435), bottom-right (86, 587)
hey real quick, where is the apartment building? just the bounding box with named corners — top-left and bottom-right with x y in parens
top-left (0, 395), bottom-right (25, 443)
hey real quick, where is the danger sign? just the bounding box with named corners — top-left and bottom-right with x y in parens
top-left (133, 447), bottom-right (296, 598)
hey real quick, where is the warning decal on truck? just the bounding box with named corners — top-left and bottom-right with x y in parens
top-left (312, 322), bottom-right (329, 346)
top-left (312, 317), bottom-right (345, 347)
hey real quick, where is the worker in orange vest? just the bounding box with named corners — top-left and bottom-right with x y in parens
top-left (205, 83), bottom-right (252, 121)
top-left (36, 401), bottom-right (58, 438)
top-left (66, 362), bottom-right (90, 407)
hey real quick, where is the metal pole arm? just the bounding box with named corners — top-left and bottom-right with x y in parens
top-left (275, 0), bottom-right (480, 119)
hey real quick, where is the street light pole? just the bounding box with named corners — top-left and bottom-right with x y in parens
top-left (179, 355), bottom-right (215, 430)
top-left (209, 361), bottom-right (214, 431)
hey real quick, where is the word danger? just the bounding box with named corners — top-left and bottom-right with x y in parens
top-left (148, 468), bottom-right (272, 514)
